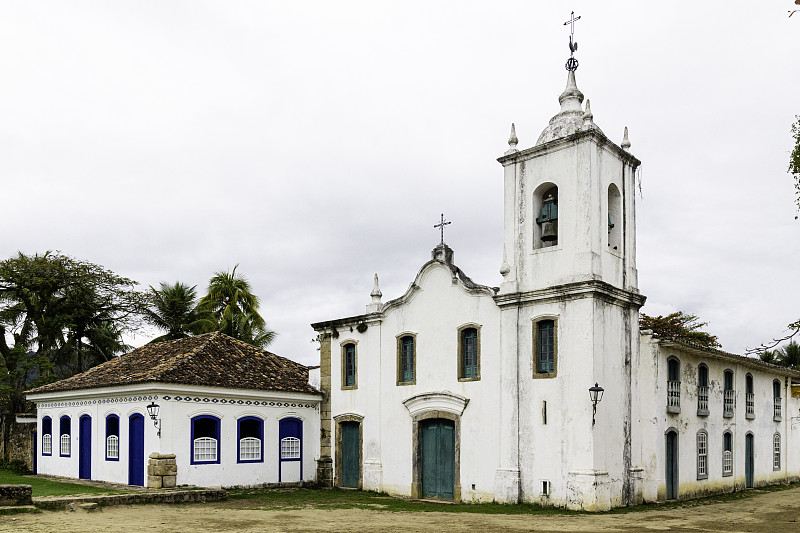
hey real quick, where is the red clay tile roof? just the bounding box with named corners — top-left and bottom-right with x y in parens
top-left (26, 332), bottom-right (320, 395)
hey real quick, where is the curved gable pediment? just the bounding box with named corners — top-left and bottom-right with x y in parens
top-left (402, 391), bottom-right (470, 417)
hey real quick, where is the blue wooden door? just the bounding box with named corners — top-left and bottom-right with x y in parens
top-left (421, 419), bottom-right (455, 500)
top-left (279, 418), bottom-right (302, 482)
top-left (341, 422), bottom-right (359, 488)
top-left (745, 434), bottom-right (754, 488)
top-left (79, 415), bottom-right (91, 480)
top-left (128, 414), bottom-right (145, 486)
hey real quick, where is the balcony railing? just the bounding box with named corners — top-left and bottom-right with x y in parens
top-left (724, 389), bottom-right (735, 417)
top-left (697, 386), bottom-right (709, 415)
top-left (774, 397), bottom-right (782, 420)
top-left (746, 392), bottom-right (755, 419)
top-left (667, 380), bottom-right (681, 413)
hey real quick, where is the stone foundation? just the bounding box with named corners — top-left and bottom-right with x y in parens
top-left (147, 453), bottom-right (177, 489)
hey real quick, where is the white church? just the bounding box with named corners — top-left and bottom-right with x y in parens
top-left (24, 28), bottom-right (800, 511)
top-left (309, 62), bottom-right (800, 509)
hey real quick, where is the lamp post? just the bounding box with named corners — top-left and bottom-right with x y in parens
top-left (589, 383), bottom-right (604, 427)
top-left (146, 402), bottom-right (161, 438)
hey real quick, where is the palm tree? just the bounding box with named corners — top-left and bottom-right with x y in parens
top-left (198, 266), bottom-right (276, 348)
top-left (144, 282), bottom-right (207, 343)
top-left (776, 341), bottom-right (800, 371)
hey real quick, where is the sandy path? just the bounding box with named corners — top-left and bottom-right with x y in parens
top-left (4, 487), bottom-right (800, 533)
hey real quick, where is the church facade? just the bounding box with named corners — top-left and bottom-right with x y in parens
top-left (311, 68), bottom-right (800, 509)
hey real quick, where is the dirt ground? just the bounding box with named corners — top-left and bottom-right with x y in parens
top-left (5, 486), bottom-right (800, 533)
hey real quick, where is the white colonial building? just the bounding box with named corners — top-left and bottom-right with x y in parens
top-left (26, 332), bottom-right (321, 488)
top-left (311, 67), bottom-right (800, 509)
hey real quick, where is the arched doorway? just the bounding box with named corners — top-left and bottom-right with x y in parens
top-left (128, 414), bottom-right (145, 486)
top-left (279, 417), bottom-right (303, 482)
top-left (79, 415), bottom-right (91, 480)
top-left (665, 428), bottom-right (678, 500)
top-left (745, 433), bottom-right (755, 489)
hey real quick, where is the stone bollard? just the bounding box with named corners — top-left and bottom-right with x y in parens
top-left (147, 453), bottom-right (178, 489)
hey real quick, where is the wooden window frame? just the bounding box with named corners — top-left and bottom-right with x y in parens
top-left (774, 432), bottom-right (781, 471)
top-left (697, 363), bottom-right (710, 416)
top-left (722, 431), bottom-right (733, 477)
top-left (457, 324), bottom-right (481, 382)
top-left (697, 430), bottom-right (708, 480)
top-left (532, 317), bottom-right (558, 379)
top-left (340, 341), bottom-right (358, 390)
top-left (397, 333), bottom-right (417, 385)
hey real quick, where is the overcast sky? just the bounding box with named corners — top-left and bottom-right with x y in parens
top-left (2, 1), bottom-right (799, 366)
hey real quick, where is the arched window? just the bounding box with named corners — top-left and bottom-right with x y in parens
top-left (397, 335), bottom-right (416, 385)
top-left (607, 184), bottom-right (622, 251)
top-left (191, 415), bottom-right (220, 464)
top-left (533, 184), bottom-right (559, 249)
top-left (667, 357), bottom-right (680, 413)
top-left (722, 431), bottom-right (733, 477)
top-left (42, 416), bottom-right (52, 456)
top-left (697, 364), bottom-right (709, 416)
top-left (723, 370), bottom-right (735, 417)
top-left (697, 430), bottom-right (708, 480)
top-left (342, 343), bottom-right (357, 389)
top-left (745, 374), bottom-right (755, 419)
top-left (459, 327), bottom-right (479, 380)
top-left (773, 433), bottom-right (781, 470)
top-left (238, 416), bottom-right (263, 463)
top-left (60, 416), bottom-right (71, 457)
top-left (773, 380), bottom-right (782, 420)
top-left (106, 414), bottom-right (120, 460)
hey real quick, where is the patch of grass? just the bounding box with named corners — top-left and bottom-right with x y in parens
top-left (225, 482), bottom-right (800, 516)
top-left (0, 469), bottom-right (124, 498)
top-left (225, 487), bottom-right (584, 515)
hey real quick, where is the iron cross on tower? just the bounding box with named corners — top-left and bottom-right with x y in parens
top-left (563, 10), bottom-right (581, 71)
top-left (434, 213), bottom-right (451, 246)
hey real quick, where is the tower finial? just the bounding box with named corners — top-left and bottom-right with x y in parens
top-left (621, 126), bottom-right (631, 150)
top-left (563, 11), bottom-right (581, 72)
top-left (506, 123), bottom-right (519, 154)
top-left (370, 273), bottom-right (382, 301)
top-left (583, 99), bottom-right (593, 126)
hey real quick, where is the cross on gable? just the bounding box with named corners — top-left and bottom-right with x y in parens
top-left (434, 213), bottom-right (451, 246)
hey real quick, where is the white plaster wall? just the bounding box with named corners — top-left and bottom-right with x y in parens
top-left (637, 335), bottom-right (800, 502)
top-left (329, 261), bottom-right (502, 502)
top-left (30, 385), bottom-right (320, 488)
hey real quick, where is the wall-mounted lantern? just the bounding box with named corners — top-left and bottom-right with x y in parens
top-left (589, 383), bottom-right (604, 427)
top-left (146, 401), bottom-right (162, 438)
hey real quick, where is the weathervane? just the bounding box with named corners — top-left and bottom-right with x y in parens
top-left (563, 10), bottom-right (581, 71)
top-left (434, 213), bottom-right (451, 246)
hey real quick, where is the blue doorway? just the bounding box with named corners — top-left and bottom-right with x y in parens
top-left (79, 415), bottom-right (92, 480)
top-left (278, 418), bottom-right (302, 482)
top-left (128, 414), bottom-right (145, 486)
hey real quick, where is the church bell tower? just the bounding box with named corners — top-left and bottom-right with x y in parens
top-left (493, 13), bottom-right (647, 510)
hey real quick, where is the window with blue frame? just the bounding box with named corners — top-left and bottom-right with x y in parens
top-left (459, 327), bottom-right (479, 380)
top-left (535, 319), bottom-right (556, 376)
top-left (398, 335), bottom-right (415, 385)
top-left (42, 417), bottom-right (52, 456)
top-left (60, 416), bottom-right (71, 457)
top-left (342, 343), bottom-right (357, 389)
top-left (237, 417), bottom-right (263, 463)
top-left (191, 415), bottom-right (220, 464)
top-left (106, 414), bottom-right (120, 460)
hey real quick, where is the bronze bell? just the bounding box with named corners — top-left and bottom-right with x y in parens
top-left (541, 221), bottom-right (558, 242)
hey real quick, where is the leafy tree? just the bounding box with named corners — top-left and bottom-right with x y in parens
top-left (0, 252), bottom-right (144, 416)
top-left (639, 311), bottom-right (721, 349)
top-left (791, 115), bottom-right (800, 218)
top-left (198, 265), bottom-right (275, 348)
top-left (143, 282), bottom-right (208, 343)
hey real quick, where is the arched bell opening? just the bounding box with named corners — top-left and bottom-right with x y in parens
top-left (533, 183), bottom-right (559, 249)
top-left (608, 184), bottom-right (621, 251)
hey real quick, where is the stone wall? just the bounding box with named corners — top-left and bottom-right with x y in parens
top-left (0, 484), bottom-right (33, 506)
top-left (0, 414), bottom-right (35, 471)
